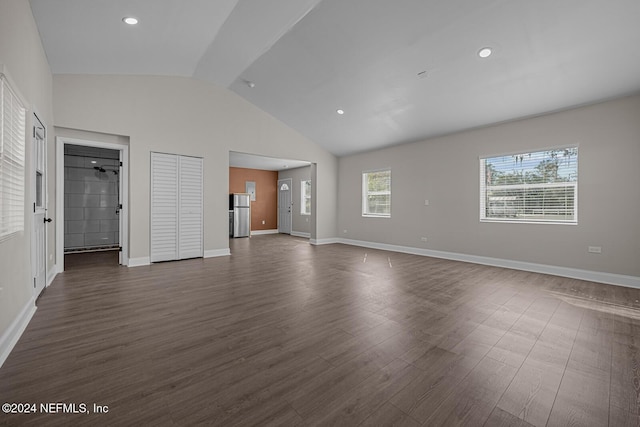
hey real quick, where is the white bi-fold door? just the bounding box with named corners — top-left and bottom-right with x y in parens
top-left (150, 152), bottom-right (203, 262)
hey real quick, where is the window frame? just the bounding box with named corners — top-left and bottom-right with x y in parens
top-left (479, 146), bottom-right (578, 225)
top-left (362, 169), bottom-right (391, 218)
top-left (300, 179), bottom-right (311, 215)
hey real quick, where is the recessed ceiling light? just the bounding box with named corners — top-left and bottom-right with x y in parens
top-left (336, 109), bottom-right (345, 115)
top-left (123, 17), bottom-right (138, 25)
top-left (478, 47), bottom-right (492, 58)
top-left (91, 161), bottom-right (97, 164)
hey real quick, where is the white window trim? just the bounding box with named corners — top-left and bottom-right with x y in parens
top-left (362, 168), bottom-right (391, 218)
top-left (479, 146), bottom-right (578, 225)
top-left (300, 180), bottom-right (311, 215)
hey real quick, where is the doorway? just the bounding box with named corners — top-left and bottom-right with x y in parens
top-left (63, 144), bottom-right (120, 256)
top-left (228, 151), bottom-right (316, 243)
top-left (277, 178), bottom-right (292, 234)
top-left (56, 137), bottom-right (129, 271)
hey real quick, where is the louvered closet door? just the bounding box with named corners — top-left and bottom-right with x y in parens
top-left (178, 156), bottom-right (203, 259)
top-left (150, 152), bottom-right (179, 262)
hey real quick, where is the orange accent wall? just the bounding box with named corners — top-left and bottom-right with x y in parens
top-left (229, 167), bottom-right (278, 231)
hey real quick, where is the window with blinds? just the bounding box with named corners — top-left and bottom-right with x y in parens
top-left (301, 180), bottom-right (311, 215)
top-left (362, 169), bottom-right (391, 217)
top-left (480, 147), bottom-right (578, 224)
top-left (0, 73), bottom-right (27, 240)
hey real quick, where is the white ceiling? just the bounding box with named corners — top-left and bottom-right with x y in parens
top-left (30, 0), bottom-right (640, 157)
top-left (229, 152), bottom-right (310, 171)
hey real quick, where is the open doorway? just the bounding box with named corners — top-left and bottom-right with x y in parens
top-left (229, 151), bottom-right (313, 241)
top-left (56, 137), bottom-right (129, 271)
top-left (63, 145), bottom-right (120, 268)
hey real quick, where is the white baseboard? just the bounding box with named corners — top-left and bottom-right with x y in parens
top-left (0, 299), bottom-right (37, 368)
top-left (128, 257), bottom-right (150, 267)
top-left (336, 238), bottom-right (640, 289)
top-left (310, 238), bottom-right (340, 246)
top-left (291, 231), bottom-right (311, 238)
top-left (204, 248), bottom-right (231, 258)
top-left (251, 229), bottom-right (279, 235)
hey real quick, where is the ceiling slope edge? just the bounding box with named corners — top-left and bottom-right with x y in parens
top-left (193, 0), bottom-right (323, 88)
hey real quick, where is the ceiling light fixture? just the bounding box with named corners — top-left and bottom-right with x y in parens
top-left (336, 109), bottom-right (345, 115)
top-left (478, 47), bottom-right (492, 58)
top-left (123, 17), bottom-right (138, 25)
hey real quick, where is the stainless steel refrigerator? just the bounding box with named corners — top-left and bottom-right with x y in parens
top-left (230, 193), bottom-right (251, 237)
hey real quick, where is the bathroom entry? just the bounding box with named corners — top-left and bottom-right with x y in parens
top-left (63, 144), bottom-right (121, 263)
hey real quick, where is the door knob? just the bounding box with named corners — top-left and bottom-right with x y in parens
top-left (44, 218), bottom-right (52, 223)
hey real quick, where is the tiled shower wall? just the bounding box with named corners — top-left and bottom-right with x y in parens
top-left (64, 145), bottom-right (120, 251)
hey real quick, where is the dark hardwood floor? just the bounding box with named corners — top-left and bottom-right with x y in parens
top-left (1, 234), bottom-right (639, 426)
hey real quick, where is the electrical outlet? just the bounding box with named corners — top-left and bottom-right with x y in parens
top-left (588, 246), bottom-right (602, 254)
top-left (343, 229), bottom-right (348, 234)
top-left (420, 237), bottom-right (428, 242)
top-left (49, 254), bottom-right (53, 261)
top-left (262, 220), bottom-right (265, 225)
top-left (424, 199), bottom-right (429, 206)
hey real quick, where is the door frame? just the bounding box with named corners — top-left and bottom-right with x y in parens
top-left (55, 137), bottom-right (129, 271)
top-left (277, 178), bottom-right (292, 234)
top-left (30, 111), bottom-right (47, 296)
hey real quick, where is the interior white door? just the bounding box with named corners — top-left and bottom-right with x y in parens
top-left (32, 114), bottom-right (47, 297)
top-left (278, 178), bottom-right (292, 234)
top-left (150, 152), bottom-right (179, 262)
top-left (178, 155), bottom-right (203, 259)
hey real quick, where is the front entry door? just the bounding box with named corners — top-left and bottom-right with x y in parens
top-left (277, 178), bottom-right (292, 234)
top-left (32, 114), bottom-right (47, 297)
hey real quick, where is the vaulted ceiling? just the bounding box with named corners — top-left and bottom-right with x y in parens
top-left (30, 0), bottom-right (640, 156)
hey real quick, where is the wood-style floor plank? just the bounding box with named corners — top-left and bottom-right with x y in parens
top-left (0, 235), bottom-right (638, 426)
top-left (495, 359), bottom-right (564, 427)
top-left (484, 407), bottom-right (536, 427)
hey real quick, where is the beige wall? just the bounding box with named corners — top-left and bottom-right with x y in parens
top-left (52, 74), bottom-right (338, 260)
top-left (338, 95), bottom-right (640, 277)
top-left (279, 166), bottom-right (312, 235)
top-left (0, 0), bottom-right (54, 343)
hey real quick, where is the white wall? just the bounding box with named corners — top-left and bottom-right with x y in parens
top-left (278, 166), bottom-right (312, 236)
top-left (52, 75), bottom-right (338, 261)
top-left (0, 0), bottom-right (54, 359)
top-left (338, 95), bottom-right (640, 278)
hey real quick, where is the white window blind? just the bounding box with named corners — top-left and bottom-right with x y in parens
top-left (480, 147), bottom-right (578, 224)
top-left (301, 180), bottom-right (311, 215)
top-left (0, 73), bottom-right (26, 240)
top-left (362, 169), bottom-right (391, 217)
